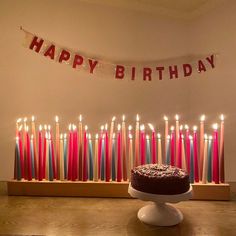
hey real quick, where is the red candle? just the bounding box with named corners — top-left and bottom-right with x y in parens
top-left (148, 124), bottom-right (156, 164)
top-left (219, 115), bottom-right (225, 183)
top-left (83, 125), bottom-right (88, 181)
top-left (140, 125), bottom-right (145, 165)
top-left (170, 126), bottom-right (175, 166)
top-left (117, 124), bottom-right (122, 182)
top-left (185, 125), bottom-right (191, 173)
top-left (78, 115), bottom-right (83, 181)
top-left (193, 126), bottom-right (199, 182)
top-left (72, 125), bottom-right (78, 181)
top-left (175, 115), bottom-right (180, 168)
top-left (68, 124), bottom-right (73, 180)
top-left (105, 124), bottom-right (110, 182)
top-left (43, 125), bottom-right (47, 179)
top-left (38, 125), bottom-right (43, 181)
top-left (213, 123), bottom-right (219, 184)
top-left (177, 126), bottom-right (183, 168)
top-left (26, 127), bottom-right (32, 181)
top-left (55, 116), bottom-right (60, 180)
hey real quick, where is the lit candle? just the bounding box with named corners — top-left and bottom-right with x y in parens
top-left (16, 118), bottom-right (22, 137)
top-left (18, 125), bottom-right (24, 179)
top-left (23, 118), bottom-right (28, 180)
top-left (219, 114), bottom-right (225, 183)
top-left (177, 125), bottom-right (183, 168)
top-left (67, 124), bottom-right (73, 180)
top-left (105, 124), bottom-right (110, 182)
top-left (43, 125), bottom-right (47, 180)
top-left (170, 126), bottom-right (175, 166)
top-left (213, 123), bottom-right (219, 184)
top-left (14, 136), bottom-right (21, 180)
top-left (207, 136), bottom-right (213, 182)
top-left (110, 134), bottom-right (116, 181)
top-left (38, 125), bottom-right (43, 181)
top-left (122, 115), bottom-right (127, 181)
top-left (135, 114), bottom-right (140, 167)
top-left (45, 131), bottom-right (49, 180)
top-left (109, 116), bottom-right (116, 173)
top-left (157, 133), bottom-right (162, 164)
top-left (202, 134), bottom-right (208, 184)
top-left (78, 115), bottom-right (83, 181)
top-left (55, 115), bottom-right (60, 180)
top-left (148, 123), bottom-right (156, 164)
top-left (63, 133), bottom-right (68, 179)
top-left (166, 135), bottom-right (171, 165)
top-left (88, 134), bottom-right (93, 181)
top-left (117, 124), bottom-right (122, 182)
top-left (199, 115), bottom-right (205, 182)
top-left (30, 135), bottom-right (35, 179)
top-left (31, 116), bottom-right (38, 179)
top-left (175, 114), bottom-right (180, 167)
top-left (72, 124), bottom-right (78, 181)
top-left (48, 133), bottom-right (53, 181)
top-left (128, 133), bottom-right (133, 180)
top-left (60, 134), bottom-right (64, 180)
top-left (48, 125), bottom-right (56, 179)
top-left (189, 135), bottom-right (194, 183)
top-left (26, 126), bottom-right (32, 181)
top-left (193, 126), bottom-right (199, 183)
top-left (181, 134), bottom-right (187, 171)
top-left (94, 134), bottom-right (99, 181)
top-left (146, 135), bottom-right (151, 164)
top-left (101, 133), bottom-right (105, 181)
top-left (83, 125), bottom-right (88, 181)
top-left (185, 125), bottom-right (191, 174)
top-left (98, 125), bottom-right (104, 179)
top-left (164, 116), bottom-right (169, 162)
top-left (140, 125), bottom-right (145, 165)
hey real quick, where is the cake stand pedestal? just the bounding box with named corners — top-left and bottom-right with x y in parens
top-left (128, 184), bottom-right (192, 226)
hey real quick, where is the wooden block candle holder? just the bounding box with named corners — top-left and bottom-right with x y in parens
top-left (7, 180), bottom-right (230, 200)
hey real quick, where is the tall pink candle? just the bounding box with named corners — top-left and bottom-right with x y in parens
top-left (105, 124), bottom-right (110, 182)
top-left (38, 125), bottom-right (43, 181)
top-left (175, 115), bottom-right (180, 167)
top-left (213, 124), bottom-right (219, 184)
top-left (23, 118), bottom-right (28, 180)
top-left (170, 126), bottom-right (175, 166)
top-left (55, 116), bottom-right (60, 180)
top-left (72, 125), bottom-right (78, 181)
top-left (98, 125), bottom-right (104, 179)
top-left (140, 125), bottom-right (145, 165)
top-left (122, 115), bottom-right (127, 181)
top-left (148, 124), bottom-right (156, 164)
top-left (185, 125), bottom-right (190, 173)
top-left (43, 125), bottom-right (47, 179)
top-left (109, 117), bottom-right (116, 175)
top-left (117, 124), bottom-right (122, 182)
top-left (219, 115), bottom-right (225, 183)
top-left (26, 127), bottom-right (32, 181)
top-left (193, 126), bottom-right (199, 183)
top-left (83, 125), bottom-right (88, 181)
top-left (177, 126), bottom-right (183, 168)
top-left (78, 115), bottom-right (83, 181)
top-left (199, 115), bottom-right (205, 181)
top-left (134, 114), bottom-right (140, 167)
top-left (164, 116), bottom-right (169, 162)
top-left (68, 124), bottom-right (73, 180)
top-left (31, 116), bottom-right (38, 179)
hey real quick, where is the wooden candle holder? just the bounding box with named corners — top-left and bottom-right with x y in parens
top-left (7, 180), bottom-right (230, 200)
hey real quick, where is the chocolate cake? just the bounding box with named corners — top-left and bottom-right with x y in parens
top-left (131, 164), bottom-right (190, 195)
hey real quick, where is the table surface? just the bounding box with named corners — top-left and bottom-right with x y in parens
top-left (0, 182), bottom-right (236, 236)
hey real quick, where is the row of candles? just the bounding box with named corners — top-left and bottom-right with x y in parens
top-left (14, 114), bottom-right (225, 184)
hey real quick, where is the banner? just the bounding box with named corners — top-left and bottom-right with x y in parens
top-left (21, 28), bottom-right (216, 81)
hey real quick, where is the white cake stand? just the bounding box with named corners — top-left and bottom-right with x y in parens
top-left (128, 184), bottom-right (192, 226)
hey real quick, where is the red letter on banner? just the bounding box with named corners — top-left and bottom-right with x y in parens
top-left (73, 54), bottom-right (84, 68)
top-left (198, 60), bottom-right (206, 72)
top-left (29, 36), bottom-right (44, 53)
top-left (156, 66), bottom-right (164, 80)
top-left (131, 67), bottom-right (136, 80)
top-left (206, 55), bottom-right (215, 68)
top-left (44, 45), bottom-right (55, 60)
top-left (115, 65), bottom-right (125, 79)
top-left (88, 59), bottom-right (98, 74)
top-left (183, 64), bottom-right (192, 77)
top-left (169, 65), bottom-right (178, 79)
top-left (59, 49), bottom-right (71, 63)
top-left (143, 68), bottom-right (152, 81)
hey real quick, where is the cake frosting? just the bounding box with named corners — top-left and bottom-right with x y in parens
top-left (131, 164), bottom-right (190, 195)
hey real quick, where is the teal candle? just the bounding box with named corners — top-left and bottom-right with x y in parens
top-left (101, 137), bottom-right (105, 181)
top-left (190, 137), bottom-right (194, 183)
top-left (49, 141), bottom-right (53, 181)
top-left (207, 137), bottom-right (213, 182)
top-left (146, 136), bottom-right (151, 164)
top-left (112, 136), bottom-right (116, 181)
top-left (89, 136), bottom-right (93, 180)
top-left (63, 135), bottom-right (67, 179)
top-left (30, 138), bottom-right (35, 179)
top-left (166, 136), bottom-right (170, 164)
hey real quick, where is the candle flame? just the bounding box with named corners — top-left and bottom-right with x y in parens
top-left (44, 125), bottom-right (47, 130)
top-left (122, 115), bottom-right (125, 122)
top-left (136, 114), bottom-right (140, 122)
top-left (55, 115), bottom-right (59, 122)
top-left (117, 124), bottom-right (121, 131)
top-left (164, 115), bottom-right (168, 121)
top-left (64, 133), bottom-right (67, 139)
top-left (95, 133), bottom-right (99, 139)
top-left (26, 126), bottom-right (29, 132)
top-left (209, 135), bottom-right (213, 140)
top-left (184, 124), bottom-right (189, 130)
top-left (16, 136), bottom-right (19, 141)
top-left (45, 132), bottom-right (48, 139)
top-left (129, 134), bottom-right (132, 139)
top-left (112, 116), bottom-right (116, 122)
top-left (170, 126), bottom-right (175, 131)
top-left (85, 125), bottom-right (88, 131)
top-left (39, 125), bottom-right (42, 131)
top-left (180, 125), bottom-right (183, 130)
top-left (79, 114), bottom-right (82, 122)
top-left (167, 135), bottom-right (170, 139)
top-left (18, 125), bottom-right (23, 131)
top-left (24, 117), bottom-right (27, 122)
top-left (193, 126), bottom-right (198, 131)
top-left (204, 134), bottom-right (208, 139)
top-left (31, 116), bottom-right (35, 122)
top-left (157, 133), bottom-right (161, 139)
top-left (69, 124), bottom-right (72, 130)
top-left (189, 135), bottom-right (193, 140)
top-left (30, 134), bottom-right (34, 139)
top-left (88, 134), bottom-right (91, 139)
top-left (220, 114), bottom-right (224, 121)
top-left (113, 133), bottom-right (116, 138)
top-left (140, 124), bottom-right (145, 131)
top-left (105, 123), bottom-right (108, 130)
top-left (16, 118), bottom-right (22, 123)
top-left (73, 124), bottom-right (76, 130)
top-left (148, 123), bottom-right (154, 131)
top-left (175, 114), bottom-right (179, 121)
top-left (128, 125), bottom-right (132, 131)
top-left (146, 135), bottom-right (150, 139)
top-left (101, 125), bottom-right (104, 131)
top-left (181, 134), bottom-right (184, 139)
top-left (212, 123), bottom-right (218, 130)
top-left (48, 125), bottom-right (51, 131)
top-left (60, 134), bottom-right (63, 139)
top-left (200, 114), bottom-right (205, 121)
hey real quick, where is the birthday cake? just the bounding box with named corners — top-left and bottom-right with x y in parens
top-left (131, 164), bottom-right (190, 195)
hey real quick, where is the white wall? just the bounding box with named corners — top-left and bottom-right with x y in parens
top-left (1, 0), bottom-right (235, 181)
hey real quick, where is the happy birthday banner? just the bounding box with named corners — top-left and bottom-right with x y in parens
top-left (22, 28), bottom-right (216, 81)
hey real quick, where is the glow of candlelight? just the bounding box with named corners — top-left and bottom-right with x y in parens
top-left (122, 115), bottom-right (125, 121)
top-left (60, 134), bottom-right (63, 139)
top-left (209, 135), bottom-right (213, 140)
top-left (18, 125), bottom-right (22, 131)
top-left (157, 133), bottom-right (161, 139)
top-left (79, 114), bottom-right (82, 122)
top-left (180, 125), bottom-right (183, 130)
top-left (117, 124), bottom-right (121, 131)
top-left (204, 134), bottom-right (208, 139)
top-left (193, 126), bottom-right (198, 131)
top-left (164, 115), bottom-right (168, 121)
top-left (95, 134), bottom-right (99, 139)
top-left (136, 114), bottom-right (140, 122)
top-left (17, 118), bottom-right (22, 123)
top-left (189, 135), bottom-right (193, 140)
top-left (44, 125), bottom-right (47, 130)
top-left (220, 114), bottom-right (224, 121)
top-left (148, 123), bottom-right (154, 131)
top-left (85, 125), bottom-right (88, 131)
top-left (113, 133), bottom-right (116, 138)
top-left (24, 117), bottom-right (27, 122)
top-left (212, 123), bottom-right (218, 130)
top-left (140, 124), bottom-right (145, 131)
top-left (68, 124), bottom-right (72, 130)
top-left (105, 123), bottom-right (108, 130)
top-left (39, 125), bottom-right (42, 131)
top-left (112, 116), bottom-right (116, 122)
top-left (146, 135), bottom-right (150, 139)
top-left (129, 134), bottom-right (132, 139)
top-left (128, 125), bottom-right (132, 131)
top-left (170, 126), bottom-right (175, 131)
top-left (101, 125), bottom-right (104, 131)
top-left (31, 116), bottom-right (35, 122)
top-left (48, 125), bottom-right (51, 131)
top-left (200, 114), bottom-right (205, 121)
top-left (55, 116), bottom-right (59, 123)
top-left (184, 124), bottom-right (189, 130)
top-left (64, 133), bottom-right (67, 139)
top-left (31, 134), bottom-right (34, 139)
top-left (88, 134), bottom-right (91, 139)
top-left (175, 114), bottom-right (179, 121)
top-left (167, 135), bottom-right (170, 139)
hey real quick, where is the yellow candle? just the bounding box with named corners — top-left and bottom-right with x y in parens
top-left (199, 115), bottom-right (205, 181)
top-left (94, 134), bottom-right (99, 181)
top-left (202, 134), bottom-right (208, 184)
top-left (157, 133), bottom-right (162, 164)
top-left (135, 114), bottom-right (140, 167)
